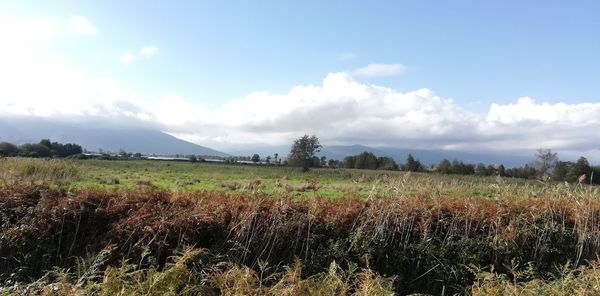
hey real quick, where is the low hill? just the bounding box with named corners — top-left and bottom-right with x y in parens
top-left (0, 118), bottom-right (227, 156)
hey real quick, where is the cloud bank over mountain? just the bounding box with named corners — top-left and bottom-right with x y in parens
top-left (1, 68), bottom-right (599, 161)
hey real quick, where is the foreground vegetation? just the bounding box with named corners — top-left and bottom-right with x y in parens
top-left (1, 158), bottom-right (600, 295)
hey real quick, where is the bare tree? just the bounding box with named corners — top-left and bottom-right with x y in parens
top-left (534, 148), bottom-right (558, 174)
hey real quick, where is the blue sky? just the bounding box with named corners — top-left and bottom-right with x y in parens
top-left (1, 1), bottom-right (599, 158)
top-left (4, 1), bottom-right (599, 108)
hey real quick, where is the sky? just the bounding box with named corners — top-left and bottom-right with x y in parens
top-left (1, 1), bottom-right (599, 159)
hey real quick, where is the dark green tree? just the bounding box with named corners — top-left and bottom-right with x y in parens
top-left (497, 164), bottom-right (506, 177)
top-left (474, 163), bottom-right (487, 176)
top-left (437, 159), bottom-right (452, 174)
top-left (287, 135), bottom-right (321, 171)
top-left (0, 142), bottom-right (19, 156)
top-left (39, 139), bottom-right (52, 149)
top-left (567, 157), bottom-right (591, 183)
top-left (328, 159), bottom-right (340, 168)
top-left (377, 156), bottom-right (398, 170)
top-left (405, 154), bottom-right (423, 172)
top-left (311, 156), bottom-right (321, 167)
top-left (354, 152), bottom-right (378, 170)
top-left (343, 156), bottom-right (356, 168)
top-left (553, 161), bottom-right (571, 181)
top-left (19, 143), bottom-right (51, 157)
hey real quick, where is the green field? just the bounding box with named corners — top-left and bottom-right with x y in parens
top-left (2, 157), bottom-right (600, 295)
top-left (3, 157), bottom-right (559, 199)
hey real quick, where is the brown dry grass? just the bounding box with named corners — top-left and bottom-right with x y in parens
top-left (2, 184), bottom-right (600, 294)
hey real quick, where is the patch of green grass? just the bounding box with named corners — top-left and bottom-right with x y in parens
top-left (37, 158), bottom-right (592, 200)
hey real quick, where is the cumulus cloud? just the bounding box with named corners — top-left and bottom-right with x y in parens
top-left (142, 73), bottom-right (599, 160)
top-left (486, 97), bottom-right (600, 125)
top-left (67, 16), bottom-right (96, 35)
top-left (352, 63), bottom-right (407, 77)
top-left (2, 57), bottom-right (599, 159)
top-left (172, 73), bottom-right (476, 148)
top-left (471, 98), bottom-right (600, 153)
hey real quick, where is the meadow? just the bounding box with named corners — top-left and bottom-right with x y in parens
top-left (1, 158), bottom-right (547, 199)
top-left (1, 157), bottom-right (600, 295)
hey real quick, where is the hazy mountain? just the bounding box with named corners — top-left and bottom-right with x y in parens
top-left (0, 118), bottom-right (534, 165)
top-left (0, 119), bottom-right (227, 156)
top-left (224, 144), bottom-right (533, 167)
top-left (223, 144), bottom-right (291, 158)
top-left (320, 145), bottom-right (532, 167)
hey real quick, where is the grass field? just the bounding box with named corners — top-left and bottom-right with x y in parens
top-left (1, 157), bottom-right (600, 295)
top-left (1, 157), bottom-right (558, 199)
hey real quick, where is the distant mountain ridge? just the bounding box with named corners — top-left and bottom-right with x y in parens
top-left (320, 144), bottom-right (532, 168)
top-left (223, 144), bottom-right (532, 167)
top-left (0, 118), bottom-right (533, 166)
top-left (0, 119), bottom-right (227, 156)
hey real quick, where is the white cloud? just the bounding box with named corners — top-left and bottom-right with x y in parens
top-left (140, 46), bottom-right (158, 57)
top-left (2, 57), bottom-right (599, 158)
top-left (155, 74), bottom-right (600, 159)
top-left (0, 54), bottom-right (139, 119)
top-left (486, 97), bottom-right (600, 125)
top-left (0, 17), bottom-right (60, 46)
top-left (0, 15), bottom-right (95, 53)
top-left (352, 63), bottom-right (407, 77)
top-left (67, 16), bottom-right (96, 35)
top-left (163, 73), bottom-right (476, 148)
top-left (120, 46), bottom-right (159, 63)
top-left (120, 52), bottom-right (135, 63)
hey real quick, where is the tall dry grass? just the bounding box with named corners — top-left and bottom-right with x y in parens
top-left (1, 247), bottom-right (394, 296)
top-left (1, 182), bottom-right (600, 294)
top-left (0, 157), bottom-right (80, 185)
top-left (471, 260), bottom-right (600, 295)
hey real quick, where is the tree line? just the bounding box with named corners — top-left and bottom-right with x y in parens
top-left (342, 152), bottom-right (425, 171)
top-left (286, 135), bottom-right (599, 184)
top-left (499, 149), bottom-right (599, 184)
top-left (3, 135), bottom-right (597, 185)
top-left (0, 139), bottom-right (83, 158)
